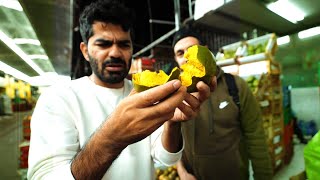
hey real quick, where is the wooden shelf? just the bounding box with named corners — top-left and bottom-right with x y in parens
top-left (218, 34), bottom-right (284, 173)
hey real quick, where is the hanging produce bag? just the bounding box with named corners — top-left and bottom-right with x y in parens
top-left (304, 130), bottom-right (320, 180)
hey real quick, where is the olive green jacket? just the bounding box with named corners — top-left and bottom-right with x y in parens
top-left (181, 67), bottom-right (273, 180)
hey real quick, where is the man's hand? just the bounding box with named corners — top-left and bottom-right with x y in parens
top-left (170, 76), bottom-right (217, 122)
top-left (107, 80), bottom-right (187, 146)
top-left (177, 160), bottom-right (197, 180)
top-left (71, 80), bottom-right (187, 179)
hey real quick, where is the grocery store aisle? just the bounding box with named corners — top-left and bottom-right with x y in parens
top-left (273, 144), bottom-right (306, 180)
top-left (248, 143), bottom-right (306, 180)
top-left (0, 115), bottom-right (22, 180)
top-left (0, 112), bottom-right (31, 180)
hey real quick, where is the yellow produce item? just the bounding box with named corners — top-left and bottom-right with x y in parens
top-left (132, 67), bottom-right (180, 92)
top-left (180, 45), bottom-right (217, 92)
top-left (132, 45), bottom-right (216, 93)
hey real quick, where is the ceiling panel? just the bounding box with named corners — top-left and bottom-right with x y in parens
top-left (0, 41), bottom-right (38, 76)
top-left (194, 0), bottom-right (320, 36)
top-left (18, 0), bottom-right (73, 76)
top-left (0, 5), bottom-right (52, 77)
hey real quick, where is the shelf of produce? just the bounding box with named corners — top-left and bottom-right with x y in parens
top-left (217, 34), bottom-right (285, 173)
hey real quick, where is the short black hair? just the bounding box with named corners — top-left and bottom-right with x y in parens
top-left (172, 27), bottom-right (203, 47)
top-left (79, 0), bottom-right (136, 44)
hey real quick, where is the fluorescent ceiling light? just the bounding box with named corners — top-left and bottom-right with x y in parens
top-left (28, 72), bottom-right (71, 87)
top-left (0, 61), bottom-right (69, 87)
top-left (0, 30), bottom-right (44, 75)
top-left (298, 26), bottom-right (320, 39)
top-left (0, 61), bottom-right (30, 82)
top-left (13, 38), bottom-right (41, 46)
top-left (194, 0), bottom-right (225, 20)
top-left (0, 0), bottom-right (23, 11)
top-left (267, 0), bottom-right (305, 24)
top-left (277, 35), bottom-right (290, 45)
top-left (28, 55), bottom-right (49, 60)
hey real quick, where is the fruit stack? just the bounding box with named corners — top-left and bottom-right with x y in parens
top-left (155, 165), bottom-right (180, 180)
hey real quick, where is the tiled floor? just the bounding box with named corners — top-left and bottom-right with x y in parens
top-left (273, 144), bottom-right (306, 180)
top-left (0, 112), bottom-right (31, 180)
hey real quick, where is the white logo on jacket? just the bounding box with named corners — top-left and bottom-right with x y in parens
top-left (219, 101), bottom-right (229, 109)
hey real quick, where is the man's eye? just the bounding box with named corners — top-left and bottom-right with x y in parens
top-left (97, 43), bottom-right (111, 47)
top-left (176, 51), bottom-right (184, 57)
top-left (118, 43), bottom-right (131, 49)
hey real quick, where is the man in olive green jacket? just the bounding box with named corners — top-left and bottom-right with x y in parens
top-left (173, 27), bottom-right (273, 180)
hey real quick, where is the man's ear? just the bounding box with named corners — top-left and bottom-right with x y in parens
top-left (80, 42), bottom-right (89, 61)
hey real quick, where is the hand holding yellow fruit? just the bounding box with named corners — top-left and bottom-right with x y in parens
top-left (132, 45), bottom-right (217, 93)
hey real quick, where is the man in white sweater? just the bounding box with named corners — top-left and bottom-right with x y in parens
top-left (27, 0), bottom-right (216, 179)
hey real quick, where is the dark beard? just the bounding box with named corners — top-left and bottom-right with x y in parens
top-left (88, 55), bottom-right (131, 84)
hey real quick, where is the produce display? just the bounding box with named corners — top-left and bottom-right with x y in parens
top-left (247, 41), bottom-right (268, 56)
top-left (217, 33), bottom-right (283, 173)
top-left (223, 49), bottom-right (236, 59)
top-left (132, 45), bottom-right (217, 92)
top-left (245, 75), bottom-right (259, 94)
top-left (155, 165), bottom-right (180, 180)
top-left (216, 33), bottom-right (276, 61)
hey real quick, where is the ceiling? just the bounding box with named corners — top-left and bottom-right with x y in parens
top-left (0, 0), bottom-right (72, 78)
top-left (0, 0), bottom-right (319, 81)
top-left (194, 0), bottom-right (320, 36)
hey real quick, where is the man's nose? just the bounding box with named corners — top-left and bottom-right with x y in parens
top-left (109, 45), bottom-right (122, 58)
top-left (179, 57), bottom-right (187, 66)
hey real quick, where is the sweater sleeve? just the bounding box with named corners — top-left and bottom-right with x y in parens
top-left (237, 77), bottom-right (273, 180)
top-left (27, 86), bottom-right (78, 180)
top-left (151, 125), bottom-right (184, 166)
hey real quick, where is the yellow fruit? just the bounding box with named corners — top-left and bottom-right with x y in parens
top-left (132, 45), bottom-right (216, 93)
top-left (180, 45), bottom-right (217, 92)
top-left (132, 67), bottom-right (180, 92)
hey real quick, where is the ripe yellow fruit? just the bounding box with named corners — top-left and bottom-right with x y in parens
top-left (132, 45), bottom-right (216, 93)
top-left (180, 45), bottom-right (217, 92)
top-left (132, 67), bottom-right (180, 92)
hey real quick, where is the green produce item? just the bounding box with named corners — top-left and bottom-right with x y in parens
top-left (304, 130), bottom-right (320, 180)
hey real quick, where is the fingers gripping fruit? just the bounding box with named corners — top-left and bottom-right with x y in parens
top-left (132, 45), bottom-right (217, 92)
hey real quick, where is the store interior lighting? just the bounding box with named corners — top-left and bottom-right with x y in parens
top-left (0, 60), bottom-right (30, 83)
top-left (0, 30), bottom-right (44, 75)
top-left (277, 35), bottom-right (290, 45)
top-left (28, 72), bottom-right (71, 87)
top-left (13, 38), bottom-right (41, 46)
top-left (194, 0), bottom-right (232, 20)
top-left (0, 0), bottom-right (23, 11)
top-left (267, 0), bottom-right (305, 24)
top-left (298, 26), bottom-right (320, 39)
top-left (28, 55), bottom-right (49, 60)
top-left (0, 61), bottom-right (70, 87)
